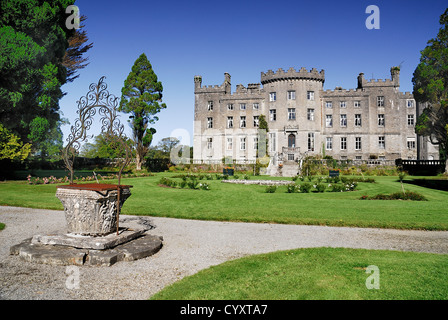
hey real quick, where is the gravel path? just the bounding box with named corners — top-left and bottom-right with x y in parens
top-left (1, 206), bottom-right (447, 300)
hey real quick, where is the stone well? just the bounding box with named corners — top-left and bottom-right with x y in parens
top-left (56, 184), bottom-right (132, 236)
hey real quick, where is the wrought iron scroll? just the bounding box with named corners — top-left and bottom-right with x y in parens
top-left (62, 76), bottom-right (131, 185)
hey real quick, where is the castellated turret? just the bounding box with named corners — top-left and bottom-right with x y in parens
top-left (261, 67), bottom-right (325, 84)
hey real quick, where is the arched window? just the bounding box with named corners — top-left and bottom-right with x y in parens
top-left (288, 134), bottom-right (296, 148)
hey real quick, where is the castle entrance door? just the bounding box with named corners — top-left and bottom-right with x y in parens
top-left (288, 133), bottom-right (296, 148)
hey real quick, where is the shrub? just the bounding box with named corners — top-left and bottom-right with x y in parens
top-left (158, 177), bottom-right (177, 188)
top-left (315, 183), bottom-right (326, 193)
top-left (330, 184), bottom-right (344, 192)
top-left (265, 185), bottom-right (277, 193)
top-left (344, 181), bottom-right (358, 191)
top-left (199, 183), bottom-right (210, 190)
top-left (179, 180), bottom-right (187, 188)
top-left (301, 182), bottom-right (312, 193)
top-left (360, 191), bottom-right (427, 201)
top-left (187, 179), bottom-right (199, 189)
top-left (286, 183), bottom-right (300, 193)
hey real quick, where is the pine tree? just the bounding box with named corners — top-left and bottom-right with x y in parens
top-left (119, 53), bottom-right (167, 170)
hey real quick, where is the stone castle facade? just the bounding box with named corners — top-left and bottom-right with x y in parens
top-left (193, 66), bottom-right (439, 173)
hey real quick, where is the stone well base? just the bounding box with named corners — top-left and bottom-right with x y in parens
top-left (9, 216), bottom-right (163, 266)
top-left (10, 233), bottom-right (163, 267)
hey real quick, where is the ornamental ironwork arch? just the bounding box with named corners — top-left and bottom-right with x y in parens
top-left (63, 76), bottom-right (131, 185)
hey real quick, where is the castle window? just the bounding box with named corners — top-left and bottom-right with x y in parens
top-left (326, 137), bottom-right (333, 150)
top-left (227, 116), bottom-right (233, 128)
top-left (340, 101), bottom-right (346, 108)
top-left (378, 114), bottom-right (385, 126)
top-left (253, 116), bottom-right (259, 127)
top-left (240, 103), bottom-right (246, 110)
top-left (355, 114), bottom-right (362, 127)
top-left (287, 91), bottom-right (296, 100)
top-left (207, 138), bottom-right (213, 149)
top-left (269, 92), bottom-right (276, 102)
top-left (288, 108), bottom-right (296, 120)
top-left (354, 101), bottom-right (361, 108)
top-left (226, 138), bottom-right (233, 150)
top-left (407, 138), bottom-right (416, 149)
top-left (407, 100), bottom-right (415, 108)
top-left (326, 115), bottom-right (333, 127)
top-left (207, 101), bottom-right (213, 111)
top-left (340, 137), bottom-right (347, 150)
top-left (240, 116), bottom-right (246, 128)
top-left (326, 101), bottom-right (333, 108)
top-left (307, 108), bottom-right (314, 121)
top-left (407, 114), bottom-right (415, 126)
top-left (254, 137), bottom-right (259, 150)
top-left (378, 136), bottom-right (385, 149)
top-left (377, 96), bottom-right (384, 107)
top-left (355, 137), bottom-right (362, 150)
top-left (227, 104), bottom-right (234, 111)
top-left (307, 133), bottom-right (315, 151)
top-left (207, 117), bottom-right (213, 128)
top-left (269, 133), bottom-right (276, 152)
top-left (240, 137), bottom-right (246, 150)
top-left (340, 114), bottom-right (347, 127)
top-left (253, 103), bottom-right (259, 110)
top-left (269, 109), bottom-right (276, 121)
top-left (307, 91), bottom-right (314, 101)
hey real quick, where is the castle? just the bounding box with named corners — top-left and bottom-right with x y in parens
top-left (193, 66), bottom-right (439, 175)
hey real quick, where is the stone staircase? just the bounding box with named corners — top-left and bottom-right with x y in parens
top-left (280, 161), bottom-right (299, 177)
top-left (266, 159), bottom-right (299, 177)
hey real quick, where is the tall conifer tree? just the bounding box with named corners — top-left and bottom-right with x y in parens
top-left (119, 53), bottom-right (166, 170)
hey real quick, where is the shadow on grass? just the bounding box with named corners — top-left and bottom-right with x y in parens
top-left (404, 179), bottom-right (448, 192)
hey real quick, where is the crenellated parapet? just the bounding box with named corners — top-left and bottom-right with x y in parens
top-left (322, 88), bottom-right (367, 97)
top-left (357, 67), bottom-right (400, 89)
top-left (261, 67), bottom-right (325, 84)
top-left (194, 72), bottom-right (231, 94)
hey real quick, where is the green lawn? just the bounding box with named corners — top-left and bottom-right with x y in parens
top-left (0, 173), bottom-right (447, 230)
top-left (151, 247), bottom-right (448, 300)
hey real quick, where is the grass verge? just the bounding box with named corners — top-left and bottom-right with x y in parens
top-left (0, 174), bottom-right (447, 230)
top-left (151, 247), bottom-right (448, 300)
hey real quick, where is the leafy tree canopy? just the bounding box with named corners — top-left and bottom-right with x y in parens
top-left (0, 123), bottom-right (31, 161)
top-left (0, 0), bottom-right (91, 160)
top-left (80, 133), bottom-right (134, 159)
top-left (413, 8), bottom-right (448, 160)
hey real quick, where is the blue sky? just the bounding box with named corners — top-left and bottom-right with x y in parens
top-left (59, 0), bottom-right (447, 147)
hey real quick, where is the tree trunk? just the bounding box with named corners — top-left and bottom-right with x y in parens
top-left (135, 153), bottom-right (142, 171)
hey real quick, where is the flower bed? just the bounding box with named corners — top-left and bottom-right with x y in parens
top-left (222, 179), bottom-right (293, 186)
top-left (360, 191), bottom-right (427, 201)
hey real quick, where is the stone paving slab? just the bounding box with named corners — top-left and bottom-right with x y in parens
top-left (31, 228), bottom-right (147, 250)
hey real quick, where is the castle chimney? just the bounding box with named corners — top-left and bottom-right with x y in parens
top-left (357, 73), bottom-right (365, 89)
top-left (223, 72), bottom-right (231, 94)
top-left (390, 67), bottom-right (400, 87)
top-left (194, 75), bottom-right (202, 91)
